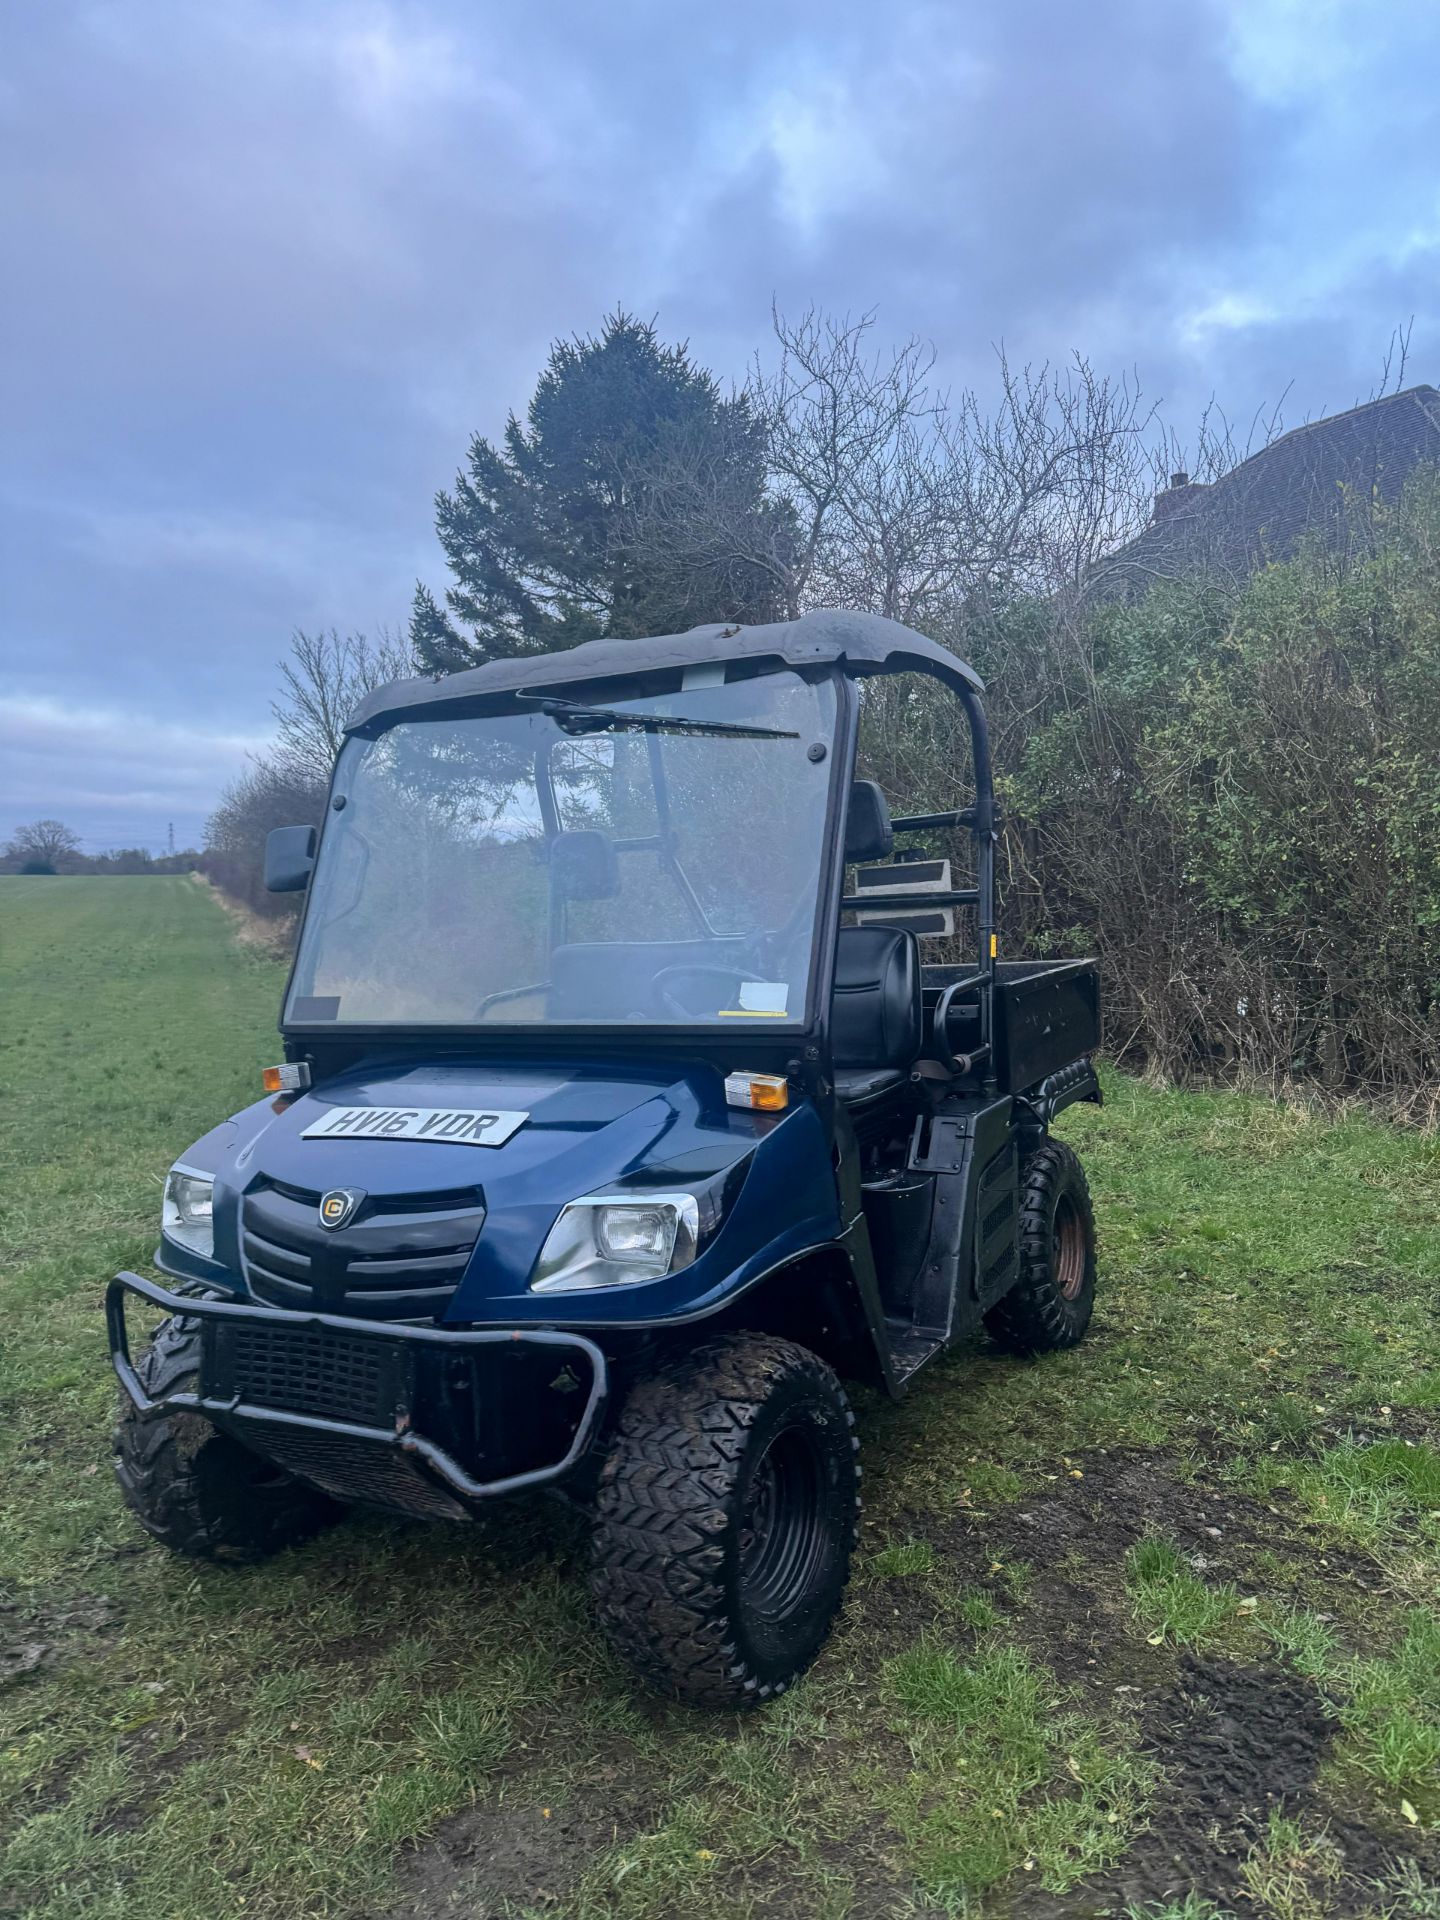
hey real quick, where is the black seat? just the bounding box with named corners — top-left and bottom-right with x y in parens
top-left (549, 829), bottom-right (620, 901)
top-left (831, 926), bottom-right (921, 1105)
top-left (844, 780), bottom-right (894, 864)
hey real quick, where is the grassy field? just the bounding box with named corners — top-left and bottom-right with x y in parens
top-left (1, 874), bottom-right (1437, 1920)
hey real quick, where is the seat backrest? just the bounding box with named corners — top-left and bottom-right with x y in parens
top-left (549, 829), bottom-right (619, 901)
top-left (831, 926), bottom-right (921, 1069)
top-left (844, 780), bottom-right (894, 864)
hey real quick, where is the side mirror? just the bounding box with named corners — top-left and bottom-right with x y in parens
top-left (264, 824), bottom-right (317, 893)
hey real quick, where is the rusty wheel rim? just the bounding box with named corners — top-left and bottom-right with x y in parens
top-left (1053, 1194), bottom-right (1086, 1301)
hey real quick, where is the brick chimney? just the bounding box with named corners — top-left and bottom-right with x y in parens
top-left (1153, 470), bottom-right (1206, 522)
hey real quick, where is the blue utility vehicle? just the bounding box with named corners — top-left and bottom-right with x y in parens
top-left (110, 611), bottom-right (1100, 1705)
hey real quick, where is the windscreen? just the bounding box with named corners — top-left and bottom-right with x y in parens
top-left (285, 671), bottom-right (839, 1028)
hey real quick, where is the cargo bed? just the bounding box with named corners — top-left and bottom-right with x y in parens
top-left (922, 957), bottom-right (1100, 1095)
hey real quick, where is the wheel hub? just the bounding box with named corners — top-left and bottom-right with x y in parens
top-left (738, 1422), bottom-right (827, 1622)
top-left (1053, 1193), bottom-right (1086, 1300)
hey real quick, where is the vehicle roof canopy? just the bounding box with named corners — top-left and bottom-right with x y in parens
top-left (345, 608), bottom-right (983, 737)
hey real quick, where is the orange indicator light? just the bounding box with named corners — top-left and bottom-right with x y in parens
top-left (262, 1062), bottom-right (311, 1094)
top-left (723, 1071), bottom-right (789, 1112)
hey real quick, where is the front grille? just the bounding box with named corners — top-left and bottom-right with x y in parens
top-left (240, 1181), bottom-right (484, 1320)
top-left (202, 1320), bottom-right (407, 1427)
top-left (231, 1421), bottom-right (468, 1520)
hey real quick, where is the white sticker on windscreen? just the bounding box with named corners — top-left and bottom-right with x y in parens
top-left (737, 982), bottom-right (789, 1014)
top-left (300, 1106), bottom-right (528, 1147)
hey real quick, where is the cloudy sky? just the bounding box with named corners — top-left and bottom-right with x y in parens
top-left (3, 0), bottom-right (1438, 851)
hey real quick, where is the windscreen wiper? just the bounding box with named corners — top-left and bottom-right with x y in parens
top-left (517, 690), bottom-right (798, 741)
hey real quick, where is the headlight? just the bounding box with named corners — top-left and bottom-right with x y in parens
top-left (162, 1165), bottom-right (214, 1258)
top-left (531, 1192), bottom-right (700, 1293)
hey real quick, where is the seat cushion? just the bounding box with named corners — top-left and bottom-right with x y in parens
top-left (831, 926), bottom-right (921, 1073)
top-left (833, 1063), bottom-right (910, 1104)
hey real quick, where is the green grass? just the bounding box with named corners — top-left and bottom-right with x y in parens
top-left (1335, 1608), bottom-right (1440, 1815)
top-left (1125, 1535), bottom-right (1242, 1647)
top-left (1238, 1811), bottom-right (1344, 1920)
top-left (1126, 1899), bottom-right (1233, 1920)
top-left (1261, 1603), bottom-right (1342, 1681)
top-left (868, 1538), bottom-right (937, 1578)
top-left (2, 876), bottom-right (1439, 1918)
top-left (952, 1587), bottom-right (1004, 1632)
top-left (882, 1640), bottom-right (1151, 1903)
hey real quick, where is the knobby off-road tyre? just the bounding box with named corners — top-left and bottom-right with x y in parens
top-left (113, 1313), bottom-right (342, 1563)
top-left (590, 1333), bottom-right (861, 1708)
top-left (985, 1139), bottom-right (1097, 1354)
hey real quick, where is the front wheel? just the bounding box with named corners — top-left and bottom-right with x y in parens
top-left (985, 1139), bottom-right (1097, 1353)
top-left (114, 1314), bottom-right (342, 1563)
top-left (590, 1334), bottom-right (860, 1707)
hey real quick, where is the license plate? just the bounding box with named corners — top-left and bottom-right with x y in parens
top-left (300, 1106), bottom-right (528, 1147)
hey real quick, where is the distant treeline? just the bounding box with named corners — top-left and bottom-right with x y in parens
top-left (0, 844), bottom-right (202, 878)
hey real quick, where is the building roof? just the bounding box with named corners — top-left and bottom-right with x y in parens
top-left (1091, 383), bottom-right (1440, 599)
top-left (346, 608), bottom-right (983, 735)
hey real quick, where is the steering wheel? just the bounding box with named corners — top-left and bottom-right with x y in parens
top-left (651, 964), bottom-right (775, 1022)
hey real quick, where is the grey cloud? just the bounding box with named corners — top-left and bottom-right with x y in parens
top-left (0, 696), bottom-right (256, 851)
top-left (1, 0), bottom-right (1437, 849)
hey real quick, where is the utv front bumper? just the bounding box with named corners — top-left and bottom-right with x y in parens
top-left (108, 1272), bottom-right (609, 1518)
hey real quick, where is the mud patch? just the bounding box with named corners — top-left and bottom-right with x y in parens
top-left (1012, 1655), bottom-right (1331, 1915)
top-left (1011, 1654), bottom-right (1436, 1918)
top-left (843, 1552), bottom-right (963, 1663)
top-left (0, 1637), bottom-right (49, 1686)
top-left (0, 1590), bottom-right (121, 1688)
top-left (1386, 1404), bottom-right (1440, 1447)
top-left (982, 1445), bottom-right (1380, 1616)
top-left (914, 1449), bottom-right (1282, 1686)
top-left (996, 1449), bottom-right (1275, 1566)
top-left (96, 1724), bottom-right (215, 1837)
top-left (896, 1447), bottom-right (1438, 1915)
top-left (384, 1764), bottom-right (663, 1918)
top-left (704, 1844), bottom-right (915, 1919)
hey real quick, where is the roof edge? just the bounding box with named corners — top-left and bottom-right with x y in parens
top-left (345, 608), bottom-right (983, 734)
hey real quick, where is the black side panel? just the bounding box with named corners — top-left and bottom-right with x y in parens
top-left (830, 1103), bottom-right (905, 1399)
top-left (894, 1095), bottom-right (1015, 1363)
top-left (861, 1173), bottom-right (935, 1318)
top-left (973, 1135), bottom-right (1019, 1308)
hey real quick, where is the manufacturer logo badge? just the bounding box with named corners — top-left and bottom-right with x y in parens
top-left (318, 1188), bottom-right (364, 1230)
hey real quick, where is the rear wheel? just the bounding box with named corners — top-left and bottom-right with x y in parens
top-left (590, 1334), bottom-right (860, 1707)
top-left (985, 1139), bottom-right (1096, 1353)
top-left (114, 1314), bottom-right (342, 1563)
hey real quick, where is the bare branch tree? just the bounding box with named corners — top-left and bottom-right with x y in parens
top-left (272, 627), bottom-right (412, 780)
top-left (746, 315), bottom-right (1171, 633)
top-left (578, 306), bottom-right (1275, 654)
top-left (751, 307), bottom-right (944, 617)
top-left (1368, 318), bottom-right (1414, 403)
top-left (609, 405), bottom-right (795, 628)
top-left (4, 818), bottom-right (81, 870)
top-left (934, 351), bottom-right (1164, 615)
